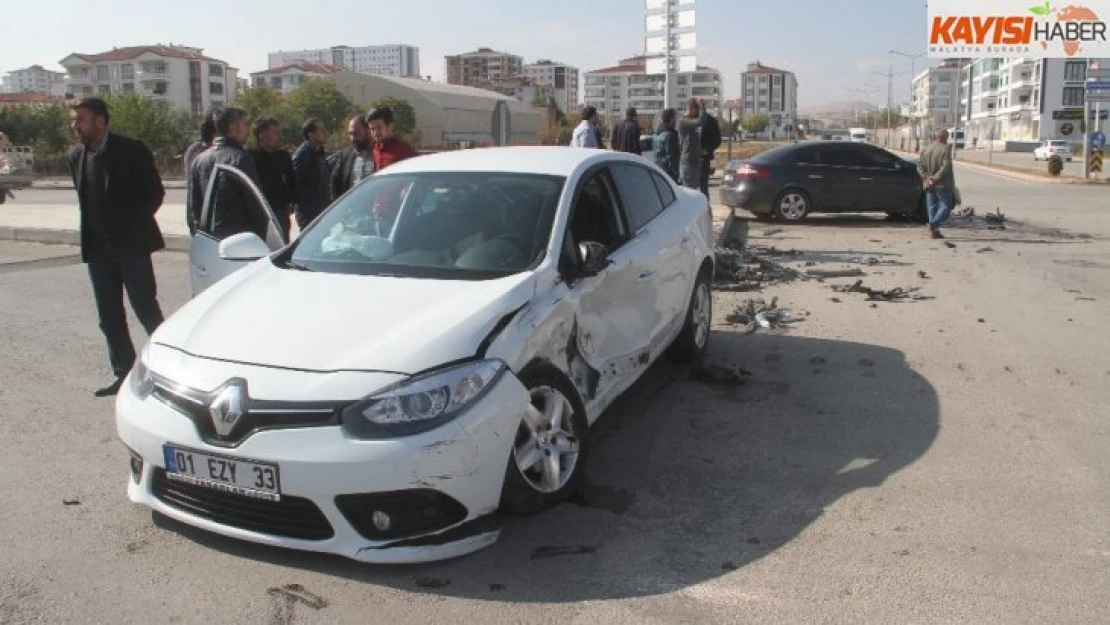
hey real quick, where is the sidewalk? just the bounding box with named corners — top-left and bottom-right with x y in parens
top-left (1, 193), bottom-right (739, 253)
top-left (889, 147), bottom-right (1110, 185)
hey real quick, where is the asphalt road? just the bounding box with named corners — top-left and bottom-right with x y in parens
top-left (1, 168), bottom-right (1108, 623)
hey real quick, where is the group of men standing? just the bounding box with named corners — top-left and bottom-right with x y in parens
top-left (184, 105), bottom-right (416, 242)
top-left (570, 97), bottom-right (721, 197)
top-left (65, 96), bottom-right (415, 396)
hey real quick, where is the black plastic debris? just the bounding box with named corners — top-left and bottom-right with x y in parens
top-left (725, 297), bottom-right (797, 332)
top-left (833, 280), bottom-right (929, 302)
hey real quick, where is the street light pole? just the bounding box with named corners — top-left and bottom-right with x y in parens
top-left (873, 67), bottom-right (908, 148)
top-left (890, 49), bottom-right (926, 151)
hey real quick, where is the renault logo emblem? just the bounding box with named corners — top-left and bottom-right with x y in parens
top-left (209, 379), bottom-right (247, 437)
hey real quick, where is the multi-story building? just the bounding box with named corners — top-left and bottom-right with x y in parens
top-left (522, 60), bottom-right (579, 114)
top-left (267, 45), bottom-right (420, 78)
top-left (445, 48), bottom-right (524, 87)
top-left (739, 62), bottom-right (799, 139)
top-left (584, 56), bottom-right (721, 127)
top-left (482, 77), bottom-right (554, 108)
top-left (957, 57), bottom-right (1110, 142)
top-left (59, 45), bottom-right (237, 116)
top-left (251, 62), bottom-right (346, 94)
top-left (2, 65), bottom-right (66, 96)
top-left (910, 58), bottom-right (963, 139)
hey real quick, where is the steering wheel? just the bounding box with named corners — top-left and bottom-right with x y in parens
top-left (491, 232), bottom-right (529, 249)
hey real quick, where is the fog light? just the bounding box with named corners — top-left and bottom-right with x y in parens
top-left (128, 450), bottom-right (144, 484)
top-left (372, 511), bottom-right (392, 531)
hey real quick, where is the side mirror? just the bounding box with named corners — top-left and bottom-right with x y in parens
top-left (218, 232), bottom-right (270, 261)
top-left (577, 241), bottom-right (611, 276)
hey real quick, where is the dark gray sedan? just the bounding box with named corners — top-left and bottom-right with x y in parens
top-left (719, 142), bottom-right (925, 222)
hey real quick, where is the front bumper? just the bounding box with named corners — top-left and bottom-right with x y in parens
top-left (116, 364), bottom-right (530, 564)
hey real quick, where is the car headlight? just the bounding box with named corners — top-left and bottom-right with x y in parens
top-left (129, 343), bottom-right (156, 400)
top-left (341, 360), bottom-right (506, 439)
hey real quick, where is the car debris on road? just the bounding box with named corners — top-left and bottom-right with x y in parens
top-left (833, 280), bottom-right (930, 302)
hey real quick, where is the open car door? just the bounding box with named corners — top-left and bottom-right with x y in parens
top-left (189, 164), bottom-right (286, 296)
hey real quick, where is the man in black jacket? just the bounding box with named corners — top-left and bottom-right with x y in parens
top-left (188, 108), bottom-right (269, 240)
top-left (248, 116), bottom-right (297, 239)
top-left (698, 110), bottom-right (722, 197)
top-left (330, 115), bottom-right (373, 200)
top-left (292, 118), bottom-right (330, 229)
top-left (183, 118), bottom-right (216, 234)
top-left (611, 107), bottom-right (642, 155)
top-left (66, 98), bottom-right (166, 397)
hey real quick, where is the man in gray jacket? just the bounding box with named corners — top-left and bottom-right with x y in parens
top-left (917, 129), bottom-right (955, 239)
top-left (677, 98), bottom-right (709, 189)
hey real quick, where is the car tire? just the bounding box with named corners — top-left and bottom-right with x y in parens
top-left (668, 266), bottom-right (712, 363)
top-left (500, 364), bottom-right (590, 515)
top-left (774, 189), bottom-right (810, 222)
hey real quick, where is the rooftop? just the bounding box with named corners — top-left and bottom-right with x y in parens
top-left (587, 56), bottom-right (719, 75)
top-left (449, 48), bottom-right (521, 58)
top-left (252, 62), bottom-right (346, 76)
top-left (744, 62), bottom-right (792, 75)
top-left (0, 93), bottom-right (64, 105)
top-left (61, 45), bottom-right (222, 64)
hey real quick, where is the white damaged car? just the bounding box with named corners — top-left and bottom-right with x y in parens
top-left (117, 147), bottom-right (715, 563)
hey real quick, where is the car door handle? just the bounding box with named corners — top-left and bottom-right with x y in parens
top-left (859, 177), bottom-right (874, 181)
top-left (808, 174), bottom-right (823, 179)
top-left (637, 270), bottom-right (658, 282)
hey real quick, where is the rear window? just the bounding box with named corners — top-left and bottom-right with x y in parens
top-left (754, 145), bottom-right (809, 164)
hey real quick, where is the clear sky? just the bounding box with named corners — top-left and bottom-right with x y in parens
top-left (2, 0), bottom-right (930, 108)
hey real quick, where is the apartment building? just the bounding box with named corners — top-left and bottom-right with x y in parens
top-left (1, 65), bottom-right (66, 96)
top-left (910, 58), bottom-right (963, 139)
top-left (584, 56), bottom-right (721, 126)
top-left (739, 62), bottom-right (799, 139)
top-left (251, 62), bottom-right (345, 94)
top-left (59, 45), bottom-right (238, 116)
top-left (267, 45), bottom-right (420, 78)
top-left (445, 48), bottom-right (524, 87)
top-left (522, 60), bottom-right (579, 113)
top-left (482, 77), bottom-right (554, 107)
top-left (958, 57), bottom-right (1110, 142)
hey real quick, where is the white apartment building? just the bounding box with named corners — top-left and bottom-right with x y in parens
top-left (251, 62), bottom-right (345, 94)
top-left (910, 59), bottom-right (962, 139)
top-left (739, 62), bottom-right (799, 139)
top-left (2, 65), bottom-right (66, 96)
top-left (957, 57), bottom-right (1110, 143)
top-left (267, 45), bottom-right (420, 78)
top-left (60, 45), bottom-right (238, 116)
top-left (445, 48), bottom-right (524, 87)
top-left (584, 56), bottom-right (721, 126)
top-left (522, 60), bottom-right (579, 114)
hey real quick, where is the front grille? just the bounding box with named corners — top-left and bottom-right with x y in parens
top-left (152, 469), bottom-right (334, 540)
top-left (335, 490), bottom-right (468, 541)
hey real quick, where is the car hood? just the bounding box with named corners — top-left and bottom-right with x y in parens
top-left (153, 263), bottom-right (536, 374)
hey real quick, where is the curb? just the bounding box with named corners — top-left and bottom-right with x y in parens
top-left (0, 226), bottom-right (190, 252)
top-left (891, 149), bottom-right (1108, 185)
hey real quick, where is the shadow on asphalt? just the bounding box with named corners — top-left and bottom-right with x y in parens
top-left (154, 330), bottom-right (939, 602)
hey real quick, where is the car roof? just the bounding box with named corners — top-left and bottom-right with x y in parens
top-left (379, 146), bottom-right (647, 177)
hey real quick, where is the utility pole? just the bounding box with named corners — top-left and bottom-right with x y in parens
top-left (873, 66), bottom-right (908, 147)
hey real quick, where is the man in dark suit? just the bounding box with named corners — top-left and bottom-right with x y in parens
top-left (330, 115), bottom-right (373, 200)
top-left (291, 118), bottom-right (330, 229)
top-left (66, 98), bottom-right (166, 397)
top-left (188, 108), bottom-right (268, 240)
top-left (248, 116), bottom-right (297, 239)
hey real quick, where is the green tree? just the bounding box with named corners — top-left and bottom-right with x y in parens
top-left (287, 80), bottom-right (354, 135)
top-left (232, 84), bottom-right (284, 120)
top-left (371, 96), bottom-right (417, 139)
top-left (742, 113), bottom-right (771, 136)
top-left (104, 93), bottom-right (194, 170)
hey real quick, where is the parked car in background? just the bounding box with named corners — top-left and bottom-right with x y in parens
top-left (118, 147), bottom-right (716, 563)
top-left (1033, 139), bottom-right (1073, 162)
top-left (849, 127), bottom-right (868, 143)
top-left (719, 141), bottom-right (924, 222)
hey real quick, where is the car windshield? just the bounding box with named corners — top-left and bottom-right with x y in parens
top-left (286, 171), bottom-right (565, 280)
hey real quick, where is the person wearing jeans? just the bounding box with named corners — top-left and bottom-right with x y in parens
top-left (917, 129), bottom-right (955, 239)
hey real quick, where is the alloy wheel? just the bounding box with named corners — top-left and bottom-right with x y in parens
top-left (692, 282), bottom-right (711, 349)
top-left (779, 193), bottom-right (808, 220)
top-left (514, 386), bottom-right (581, 493)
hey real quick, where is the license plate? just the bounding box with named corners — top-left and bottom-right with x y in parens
top-left (163, 445), bottom-right (281, 501)
top-left (723, 175), bottom-right (734, 182)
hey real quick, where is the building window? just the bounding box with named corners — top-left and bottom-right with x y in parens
top-left (1062, 86), bottom-right (1084, 107)
top-left (98, 84), bottom-right (111, 94)
top-left (121, 64), bottom-right (134, 80)
top-left (121, 83), bottom-right (134, 93)
top-left (1063, 61), bottom-right (1086, 82)
top-left (96, 65), bottom-right (110, 81)
top-left (210, 82), bottom-right (224, 95)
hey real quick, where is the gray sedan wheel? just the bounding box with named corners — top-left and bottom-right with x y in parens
top-left (775, 190), bottom-right (810, 222)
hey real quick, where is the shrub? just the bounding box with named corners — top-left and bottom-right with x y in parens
top-left (1047, 154), bottom-right (1064, 176)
